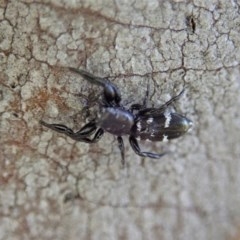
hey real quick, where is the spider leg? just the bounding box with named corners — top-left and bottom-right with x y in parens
top-left (138, 89), bottom-right (185, 117)
top-left (117, 136), bottom-right (125, 165)
top-left (78, 128), bottom-right (104, 143)
top-left (158, 89), bottom-right (185, 111)
top-left (143, 77), bottom-right (150, 107)
top-left (69, 68), bottom-right (108, 87)
top-left (130, 80), bottom-right (150, 112)
top-left (130, 103), bottom-right (142, 112)
top-left (69, 67), bottom-right (121, 106)
top-left (129, 136), bottom-right (166, 159)
top-left (40, 120), bottom-right (104, 143)
top-left (75, 120), bottom-right (97, 136)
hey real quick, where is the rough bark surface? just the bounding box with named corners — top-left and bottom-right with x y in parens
top-left (1, 1), bottom-right (240, 240)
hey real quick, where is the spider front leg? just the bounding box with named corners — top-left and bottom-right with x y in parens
top-left (69, 67), bottom-right (121, 106)
top-left (129, 136), bottom-right (166, 159)
top-left (69, 68), bottom-right (108, 87)
top-left (40, 120), bottom-right (104, 143)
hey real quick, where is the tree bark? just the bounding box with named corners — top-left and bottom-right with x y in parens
top-left (1, 1), bottom-right (240, 240)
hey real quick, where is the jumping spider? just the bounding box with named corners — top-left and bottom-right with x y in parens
top-left (40, 68), bottom-right (192, 164)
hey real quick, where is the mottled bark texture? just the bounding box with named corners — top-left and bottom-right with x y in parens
top-left (1, 1), bottom-right (240, 240)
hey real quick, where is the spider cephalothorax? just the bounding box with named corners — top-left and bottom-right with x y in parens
top-left (40, 68), bottom-right (192, 164)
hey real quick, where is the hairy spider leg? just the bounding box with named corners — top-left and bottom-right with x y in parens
top-left (40, 120), bottom-right (104, 143)
top-left (117, 136), bottom-right (125, 165)
top-left (129, 136), bottom-right (166, 159)
top-left (69, 67), bottom-right (121, 106)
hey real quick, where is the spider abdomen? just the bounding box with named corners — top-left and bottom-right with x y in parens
top-left (131, 112), bottom-right (192, 142)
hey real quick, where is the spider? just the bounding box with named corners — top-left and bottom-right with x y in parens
top-left (40, 68), bottom-right (192, 164)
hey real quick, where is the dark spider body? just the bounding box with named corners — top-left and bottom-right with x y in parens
top-left (97, 107), bottom-right (134, 136)
top-left (40, 68), bottom-right (192, 164)
top-left (131, 112), bottom-right (191, 142)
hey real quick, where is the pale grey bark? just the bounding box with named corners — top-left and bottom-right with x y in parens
top-left (1, 1), bottom-right (240, 240)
